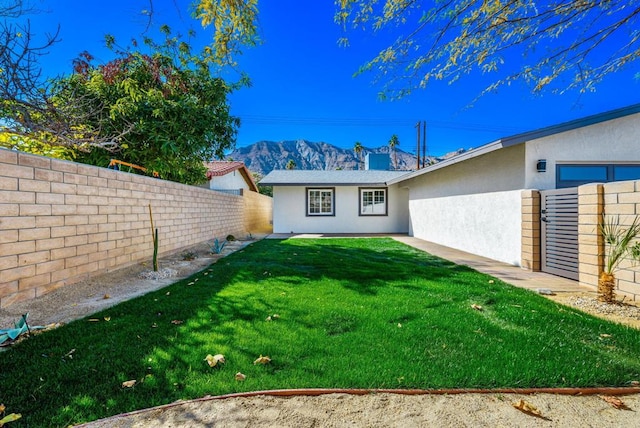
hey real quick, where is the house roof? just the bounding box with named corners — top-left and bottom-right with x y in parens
top-left (204, 161), bottom-right (259, 192)
top-left (259, 169), bottom-right (409, 186)
top-left (388, 103), bottom-right (640, 185)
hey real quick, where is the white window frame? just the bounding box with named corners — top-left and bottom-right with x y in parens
top-left (306, 187), bottom-right (335, 216)
top-left (359, 187), bottom-right (388, 216)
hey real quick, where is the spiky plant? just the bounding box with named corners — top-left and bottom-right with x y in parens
top-left (599, 215), bottom-right (640, 303)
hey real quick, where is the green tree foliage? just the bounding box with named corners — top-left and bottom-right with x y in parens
top-left (194, 0), bottom-right (260, 66)
top-left (286, 159), bottom-right (297, 170)
top-left (335, 0), bottom-right (640, 98)
top-left (51, 33), bottom-right (240, 184)
top-left (0, 132), bottom-right (76, 160)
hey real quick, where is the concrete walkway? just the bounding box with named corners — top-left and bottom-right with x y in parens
top-left (266, 233), bottom-right (595, 296)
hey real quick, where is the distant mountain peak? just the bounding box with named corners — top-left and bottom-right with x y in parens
top-left (227, 139), bottom-right (465, 176)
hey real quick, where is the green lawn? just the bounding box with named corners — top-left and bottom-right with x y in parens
top-left (3, 238), bottom-right (640, 426)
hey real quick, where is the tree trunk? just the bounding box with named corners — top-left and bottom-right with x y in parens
top-left (598, 272), bottom-right (616, 303)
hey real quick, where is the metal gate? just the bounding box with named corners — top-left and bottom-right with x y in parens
top-left (541, 188), bottom-right (579, 280)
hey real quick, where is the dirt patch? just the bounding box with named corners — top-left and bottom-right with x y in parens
top-left (80, 392), bottom-right (640, 428)
top-left (3, 239), bottom-right (640, 427)
top-left (0, 240), bottom-right (248, 329)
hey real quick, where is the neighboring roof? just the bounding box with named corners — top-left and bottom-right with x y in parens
top-left (259, 169), bottom-right (409, 186)
top-left (204, 161), bottom-right (259, 192)
top-left (389, 103), bottom-right (640, 185)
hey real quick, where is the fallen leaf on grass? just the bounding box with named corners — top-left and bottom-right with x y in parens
top-left (103, 294), bottom-right (110, 300)
top-left (488, 280), bottom-right (495, 284)
top-left (254, 355), bottom-right (271, 365)
top-left (471, 304), bottom-right (483, 311)
top-left (104, 317), bottom-right (111, 322)
top-left (88, 319), bottom-right (100, 322)
top-left (266, 316), bottom-right (272, 321)
top-left (171, 320), bottom-right (184, 325)
top-left (599, 395), bottom-right (631, 410)
top-left (600, 334), bottom-right (612, 338)
top-left (512, 399), bottom-right (549, 420)
top-left (188, 282), bottom-right (195, 286)
top-left (205, 354), bottom-right (225, 367)
top-left (0, 404), bottom-right (5, 413)
top-left (0, 412), bottom-right (22, 427)
top-left (122, 380), bottom-right (137, 388)
top-left (235, 372), bottom-right (246, 381)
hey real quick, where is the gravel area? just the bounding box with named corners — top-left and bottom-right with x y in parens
top-left (568, 296), bottom-right (640, 319)
top-left (548, 293), bottom-right (640, 329)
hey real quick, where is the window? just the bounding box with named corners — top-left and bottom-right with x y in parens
top-left (306, 188), bottom-right (334, 216)
top-left (557, 164), bottom-right (640, 188)
top-left (359, 188), bottom-right (388, 216)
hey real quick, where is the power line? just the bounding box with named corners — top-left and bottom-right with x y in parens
top-left (235, 113), bottom-right (525, 134)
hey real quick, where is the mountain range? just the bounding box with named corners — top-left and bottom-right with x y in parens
top-left (227, 140), bottom-right (466, 176)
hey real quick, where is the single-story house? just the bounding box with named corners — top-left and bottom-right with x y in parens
top-left (259, 168), bottom-right (409, 234)
top-left (261, 103), bottom-right (640, 284)
top-left (205, 161), bottom-right (258, 195)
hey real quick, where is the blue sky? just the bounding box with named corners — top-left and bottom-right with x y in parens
top-left (28, 0), bottom-right (640, 156)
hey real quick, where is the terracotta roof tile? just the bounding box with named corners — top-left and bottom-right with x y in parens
top-left (204, 161), bottom-right (245, 177)
top-left (204, 161), bottom-right (259, 192)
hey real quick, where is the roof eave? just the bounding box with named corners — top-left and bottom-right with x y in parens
top-left (259, 181), bottom-right (392, 187)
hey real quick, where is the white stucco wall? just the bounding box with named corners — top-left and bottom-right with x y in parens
top-left (409, 190), bottom-right (523, 266)
top-left (405, 144), bottom-right (526, 199)
top-left (272, 184), bottom-right (409, 234)
top-left (209, 170), bottom-right (250, 191)
top-left (525, 112), bottom-right (640, 190)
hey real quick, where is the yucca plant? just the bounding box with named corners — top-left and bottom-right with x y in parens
top-left (599, 214), bottom-right (640, 303)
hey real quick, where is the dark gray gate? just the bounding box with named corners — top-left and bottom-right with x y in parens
top-left (540, 188), bottom-right (579, 280)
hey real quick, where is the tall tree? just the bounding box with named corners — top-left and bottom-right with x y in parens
top-left (353, 141), bottom-right (363, 170)
top-left (286, 159), bottom-right (296, 170)
top-left (335, 0), bottom-right (640, 98)
top-left (0, 1), bottom-right (129, 152)
top-left (388, 134), bottom-right (399, 170)
top-left (51, 31), bottom-right (240, 184)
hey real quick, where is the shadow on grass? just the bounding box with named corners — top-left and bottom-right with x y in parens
top-left (2, 238), bottom-right (640, 426)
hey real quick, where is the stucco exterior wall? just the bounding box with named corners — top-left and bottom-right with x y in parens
top-left (408, 190), bottom-right (523, 266)
top-left (405, 144), bottom-right (526, 199)
top-left (271, 184), bottom-right (409, 234)
top-left (209, 170), bottom-right (249, 191)
top-left (525, 113), bottom-right (640, 190)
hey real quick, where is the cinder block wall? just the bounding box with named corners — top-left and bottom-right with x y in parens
top-left (524, 180), bottom-right (640, 300)
top-left (242, 189), bottom-right (273, 234)
top-left (600, 180), bottom-right (640, 299)
top-left (0, 148), bottom-right (271, 308)
top-left (520, 189), bottom-right (541, 271)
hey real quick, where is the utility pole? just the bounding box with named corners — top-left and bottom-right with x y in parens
top-left (415, 121), bottom-right (421, 170)
top-left (422, 121), bottom-right (427, 168)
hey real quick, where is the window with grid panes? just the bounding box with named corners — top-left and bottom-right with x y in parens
top-left (306, 188), bottom-right (334, 216)
top-left (359, 188), bottom-right (387, 215)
